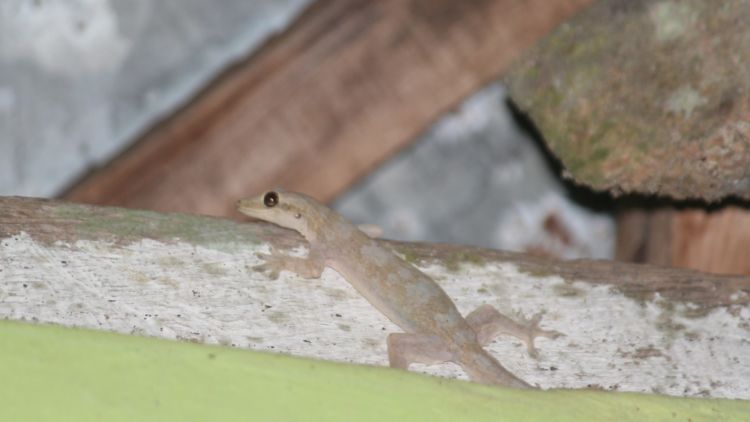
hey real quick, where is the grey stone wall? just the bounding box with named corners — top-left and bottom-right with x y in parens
top-left (0, 0), bottom-right (309, 196)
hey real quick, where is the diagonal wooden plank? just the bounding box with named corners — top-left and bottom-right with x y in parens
top-left (63, 0), bottom-right (593, 217)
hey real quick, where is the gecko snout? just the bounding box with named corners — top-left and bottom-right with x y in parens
top-left (236, 198), bottom-right (256, 213)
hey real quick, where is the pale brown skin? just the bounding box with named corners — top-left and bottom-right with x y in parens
top-left (237, 190), bottom-right (561, 388)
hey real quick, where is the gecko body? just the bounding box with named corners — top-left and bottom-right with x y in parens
top-left (237, 190), bottom-right (560, 388)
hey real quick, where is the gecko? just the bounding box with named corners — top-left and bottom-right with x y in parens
top-left (237, 190), bottom-right (561, 388)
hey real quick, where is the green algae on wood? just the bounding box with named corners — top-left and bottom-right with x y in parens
top-left (0, 197), bottom-right (261, 253)
top-left (52, 201), bottom-right (260, 251)
top-left (443, 251), bottom-right (487, 272)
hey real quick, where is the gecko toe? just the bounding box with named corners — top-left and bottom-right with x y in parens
top-left (252, 263), bottom-right (280, 280)
top-left (255, 252), bottom-right (272, 260)
top-left (527, 346), bottom-right (540, 359)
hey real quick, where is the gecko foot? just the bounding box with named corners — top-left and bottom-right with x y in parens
top-left (252, 248), bottom-right (287, 280)
top-left (466, 305), bottom-right (563, 359)
top-left (252, 247), bottom-right (326, 280)
top-left (522, 312), bottom-right (564, 359)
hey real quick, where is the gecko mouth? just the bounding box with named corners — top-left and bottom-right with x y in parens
top-left (236, 199), bottom-right (251, 210)
top-left (236, 198), bottom-right (261, 216)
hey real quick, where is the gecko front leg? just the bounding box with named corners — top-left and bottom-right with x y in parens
top-left (253, 247), bottom-right (325, 280)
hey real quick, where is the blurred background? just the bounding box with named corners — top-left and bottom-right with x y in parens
top-left (2, 0), bottom-right (749, 273)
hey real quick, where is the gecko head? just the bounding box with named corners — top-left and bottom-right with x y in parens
top-left (236, 190), bottom-right (326, 240)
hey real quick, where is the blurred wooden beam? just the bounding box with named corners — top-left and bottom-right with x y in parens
top-left (617, 206), bottom-right (750, 276)
top-left (63, 0), bottom-right (592, 217)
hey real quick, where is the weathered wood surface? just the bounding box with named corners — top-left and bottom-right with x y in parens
top-left (1, 197), bottom-right (749, 399)
top-left (63, 0), bottom-right (593, 217)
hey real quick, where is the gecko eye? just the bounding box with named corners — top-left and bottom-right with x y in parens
top-left (263, 191), bottom-right (279, 208)
top-left (294, 213), bottom-right (302, 219)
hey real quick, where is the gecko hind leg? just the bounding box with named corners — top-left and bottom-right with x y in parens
top-left (465, 304), bottom-right (562, 359)
top-left (386, 333), bottom-right (453, 370)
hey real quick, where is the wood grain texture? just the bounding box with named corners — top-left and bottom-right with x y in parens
top-left (63, 0), bottom-right (593, 217)
top-left (671, 207), bottom-right (750, 274)
top-left (2, 196), bottom-right (749, 398)
top-left (616, 206), bottom-right (750, 276)
top-left (616, 208), bottom-right (673, 267)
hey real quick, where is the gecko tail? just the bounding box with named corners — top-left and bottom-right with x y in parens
top-left (457, 345), bottom-right (532, 389)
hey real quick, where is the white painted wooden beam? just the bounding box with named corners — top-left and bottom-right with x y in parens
top-left (1, 197), bottom-right (748, 399)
